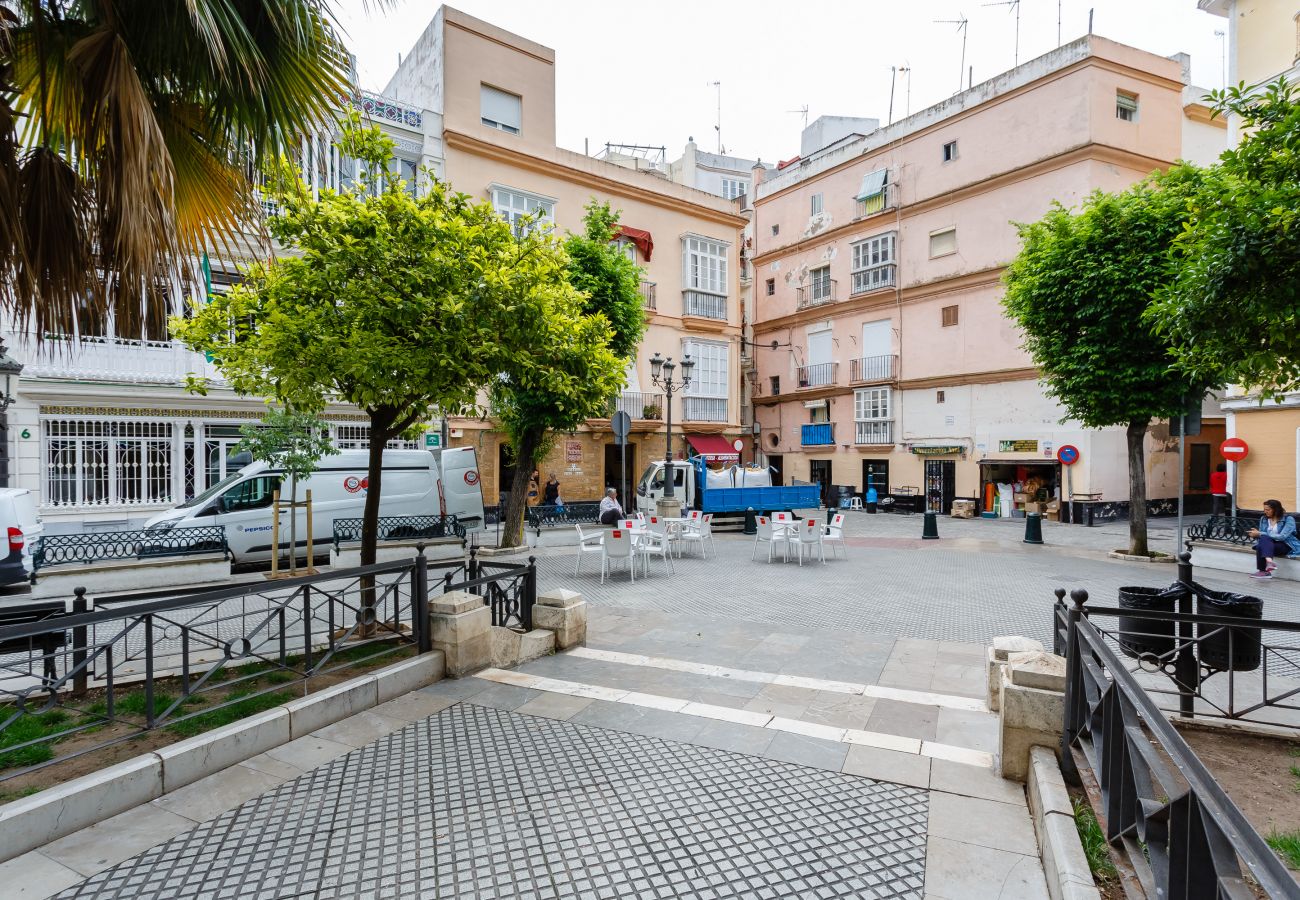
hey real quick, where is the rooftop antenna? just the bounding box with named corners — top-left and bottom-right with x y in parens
top-left (1214, 29), bottom-right (1226, 88)
top-left (708, 80), bottom-right (722, 154)
top-left (889, 67), bottom-right (898, 125)
top-left (787, 105), bottom-right (810, 129)
top-left (983, 0), bottom-right (1020, 66)
top-left (1057, 0), bottom-right (1062, 46)
top-left (900, 63), bottom-right (912, 117)
top-left (935, 14), bottom-right (969, 94)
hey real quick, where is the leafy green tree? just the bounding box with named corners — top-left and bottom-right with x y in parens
top-left (493, 202), bottom-right (642, 548)
top-left (0, 1), bottom-right (358, 339)
top-left (175, 120), bottom-right (590, 571)
top-left (1003, 167), bottom-right (1217, 555)
top-left (237, 409), bottom-right (338, 573)
top-left (1149, 79), bottom-right (1300, 394)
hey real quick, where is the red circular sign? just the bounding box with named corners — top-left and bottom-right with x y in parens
top-left (464, 470), bottom-right (480, 486)
top-left (1221, 438), bottom-right (1249, 462)
top-left (1056, 444), bottom-right (1080, 466)
top-left (343, 476), bottom-right (362, 494)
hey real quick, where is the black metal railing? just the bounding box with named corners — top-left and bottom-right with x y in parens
top-left (850, 354), bottom-right (897, 383)
top-left (796, 279), bottom-right (837, 310)
top-left (1185, 514), bottom-right (1257, 546)
top-left (682, 290), bottom-right (727, 320)
top-left (1057, 582), bottom-right (1298, 899)
top-left (608, 391), bottom-right (662, 421)
top-left (796, 362), bottom-right (837, 388)
top-left (34, 526), bottom-right (229, 571)
top-left (331, 515), bottom-right (465, 551)
top-left (438, 548), bottom-right (537, 632)
top-left (525, 503), bottom-right (602, 538)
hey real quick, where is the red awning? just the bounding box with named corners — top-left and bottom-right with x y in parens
top-left (614, 225), bottom-right (654, 261)
top-left (687, 434), bottom-right (739, 461)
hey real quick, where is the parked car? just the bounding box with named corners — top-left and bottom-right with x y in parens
top-left (0, 488), bottom-right (43, 586)
top-left (144, 448), bottom-right (484, 564)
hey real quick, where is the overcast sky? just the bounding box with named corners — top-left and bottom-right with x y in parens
top-left (335, 1), bottom-right (1226, 164)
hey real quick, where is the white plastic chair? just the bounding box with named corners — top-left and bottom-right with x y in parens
top-left (824, 513), bottom-right (847, 559)
top-left (619, 518), bottom-right (637, 531)
top-left (601, 528), bottom-right (637, 583)
top-left (641, 515), bottom-right (676, 575)
top-left (752, 515), bottom-right (790, 562)
top-left (849, 496), bottom-right (863, 511)
top-left (696, 513), bottom-right (716, 555)
top-left (574, 524), bottom-right (604, 575)
top-left (676, 512), bottom-right (709, 558)
top-left (795, 517), bottom-right (826, 566)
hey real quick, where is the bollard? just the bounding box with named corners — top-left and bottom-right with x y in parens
top-left (1023, 512), bottom-right (1044, 544)
top-left (922, 510), bottom-right (940, 540)
top-left (743, 507), bottom-right (757, 535)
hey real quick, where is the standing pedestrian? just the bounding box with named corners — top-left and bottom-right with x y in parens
top-left (1209, 463), bottom-right (1230, 516)
top-left (1247, 499), bottom-right (1300, 579)
top-left (543, 473), bottom-right (560, 506)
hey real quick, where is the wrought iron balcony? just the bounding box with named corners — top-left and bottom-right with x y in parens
top-left (854, 183), bottom-right (896, 219)
top-left (682, 290), bottom-right (727, 320)
top-left (850, 354), bottom-right (897, 384)
top-left (609, 391), bottom-right (663, 420)
top-left (682, 397), bottom-right (727, 422)
top-left (801, 423), bottom-right (835, 446)
top-left (639, 281), bottom-right (657, 310)
top-left (796, 362), bottom-right (837, 389)
top-left (795, 279), bottom-right (837, 310)
top-left (854, 420), bottom-right (894, 445)
top-left (850, 265), bottom-right (897, 295)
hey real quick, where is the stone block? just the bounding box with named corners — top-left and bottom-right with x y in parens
top-left (0, 754), bottom-right (163, 864)
top-left (993, 635), bottom-right (1044, 661)
top-left (1040, 811), bottom-right (1101, 900)
top-left (998, 677), bottom-right (1065, 782)
top-left (519, 629), bottom-right (555, 663)
top-left (430, 595), bottom-right (492, 678)
top-left (1028, 745), bottom-right (1073, 826)
top-left (987, 646), bottom-right (1005, 712)
top-left (284, 675), bottom-right (379, 739)
top-left (1009, 651), bottom-right (1068, 693)
top-left (155, 707), bottom-right (290, 793)
top-left (373, 652), bottom-right (445, 703)
top-left (532, 598), bottom-right (588, 650)
top-left (537, 588), bottom-right (584, 609)
top-left (489, 626), bottom-right (553, 668)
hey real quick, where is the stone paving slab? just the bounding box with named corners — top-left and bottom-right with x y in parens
top-left (52, 703), bottom-right (931, 900)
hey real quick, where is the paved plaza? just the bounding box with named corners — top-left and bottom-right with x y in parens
top-left (7, 511), bottom-right (1295, 899)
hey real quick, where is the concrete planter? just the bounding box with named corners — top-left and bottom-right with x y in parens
top-left (30, 553), bottom-right (232, 600)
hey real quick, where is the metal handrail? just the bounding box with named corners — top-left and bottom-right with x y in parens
top-left (850, 354), bottom-right (897, 383)
top-left (331, 515), bottom-right (465, 551)
top-left (34, 526), bottom-right (228, 571)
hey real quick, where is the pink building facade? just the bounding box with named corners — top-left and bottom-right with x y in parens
top-left (750, 36), bottom-right (1225, 517)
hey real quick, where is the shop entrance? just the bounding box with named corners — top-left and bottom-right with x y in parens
top-left (925, 460), bottom-right (956, 514)
top-left (978, 461), bottom-right (1061, 519)
top-left (809, 460), bottom-right (833, 507)
top-left (603, 443), bottom-right (637, 507)
top-left (768, 455), bottom-right (784, 485)
top-left (862, 459), bottom-right (889, 498)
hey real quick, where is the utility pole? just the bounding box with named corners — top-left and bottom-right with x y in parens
top-left (983, 0), bottom-right (1021, 67)
top-left (935, 15), bottom-right (969, 94)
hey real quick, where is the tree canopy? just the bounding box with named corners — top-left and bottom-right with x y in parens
top-left (0, 1), bottom-right (359, 340)
top-left (1149, 79), bottom-right (1300, 394)
top-left (1003, 166), bottom-right (1218, 554)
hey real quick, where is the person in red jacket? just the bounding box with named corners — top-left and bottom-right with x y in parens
top-left (1209, 463), bottom-right (1230, 515)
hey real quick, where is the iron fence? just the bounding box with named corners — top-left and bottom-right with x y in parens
top-left (526, 503), bottom-right (602, 537)
top-left (1057, 585), bottom-right (1298, 899)
top-left (682, 290), bottom-right (727, 320)
top-left (34, 526), bottom-right (229, 571)
top-left (1185, 514), bottom-right (1256, 546)
top-left (331, 515), bottom-right (465, 551)
top-left (0, 547), bottom-right (535, 780)
top-left (849, 354), bottom-right (897, 384)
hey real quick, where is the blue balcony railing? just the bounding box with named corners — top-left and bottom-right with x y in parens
top-left (801, 423), bottom-right (835, 446)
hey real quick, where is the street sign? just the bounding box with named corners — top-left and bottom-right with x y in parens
top-left (424, 433), bottom-right (441, 449)
top-left (611, 411), bottom-right (631, 446)
top-left (1221, 438), bottom-right (1249, 462)
top-left (732, 439), bottom-right (744, 452)
top-left (1056, 445), bottom-right (1080, 466)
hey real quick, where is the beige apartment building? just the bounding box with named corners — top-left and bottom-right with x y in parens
top-left (1199, 0), bottom-right (1300, 512)
top-left (750, 36), bottom-right (1227, 519)
top-left (383, 7), bottom-right (747, 506)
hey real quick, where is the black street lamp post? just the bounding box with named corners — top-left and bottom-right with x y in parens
top-left (648, 352), bottom-right (694, 500)
top-left (0, 339), bottom-right (23, 488)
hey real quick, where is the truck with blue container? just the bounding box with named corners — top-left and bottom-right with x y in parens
top-left (634, 457), bottom-right (820, 517)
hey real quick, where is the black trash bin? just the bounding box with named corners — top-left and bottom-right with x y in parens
top-left (1196, 588), bottom-right (1263, 672)
top-left (1116, 584), bottom-right (1184, 660)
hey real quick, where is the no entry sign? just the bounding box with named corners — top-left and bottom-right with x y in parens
top-left (1221, 438), bottom-right (1249, 462)
top-left (1056, 444), bottom-right (1080, 466)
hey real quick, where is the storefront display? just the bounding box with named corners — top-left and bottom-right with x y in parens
top-left (977, 460), bottom-right (1062, 520)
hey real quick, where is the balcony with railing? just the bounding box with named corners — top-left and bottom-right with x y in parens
top-left (8, 332), bottom-right (225, 386)
top-left (682, 396), bottom-right (728, 422)
top-left (796, 362), bottom-right (837, 389)
top-left (609, 391), bottom-right (663, 420)
top-left (639, 281), bottom-right (657, 311)
top-left (855, 420), bottom-right (894, 445)
top-left (850, 354), bottom-right (897, 384)
top-left (850, 264), bottom-right (897, 295)
top-left (795, 279), bottom-right (837, 311)
top-left (801, 423), bottom-right (835, 446)
top-left (854, 183), bottom-right (896, 219)
top-left (682, 290), bottom-right (727, 320)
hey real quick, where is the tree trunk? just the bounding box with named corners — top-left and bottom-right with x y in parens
top-left (501, 425), bottom-right (545, 548)
top-left (1126, 418), bottom-right (1150, 557)
top-left (359, 410), bottom-right (393, 626)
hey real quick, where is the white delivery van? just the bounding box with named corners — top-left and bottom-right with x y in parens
top-left (0, 488), bottom-right (43, 586)
top-left (143, 448), bottom-right (484, 563)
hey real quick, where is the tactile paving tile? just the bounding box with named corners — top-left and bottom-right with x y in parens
top-left (56, 703), bottom-right (928, 899)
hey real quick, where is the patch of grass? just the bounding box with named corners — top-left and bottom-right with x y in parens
top-left (0, 709), bottom-right (71, 770)
top-left (1073, 798), bottom-right (1118, 881)
top-left (1266, 829), bottom-right (1300, 871)
top-left (0, 784), bottom-right (41, 804)
top-left (164, 690), bottom-right (294, 739)
top-left (264, 671), bottom-right (294, 685)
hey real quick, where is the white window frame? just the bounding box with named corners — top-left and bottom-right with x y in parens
top-left (929, 227), bottom-right (957, 259)
top-left (942, 140), bottom-right (958, 162)
top-left (810, 193), bottom-right (824, 216)
top-left (684, 339), bottom-right (729, 399)
top-left (481, 84), bottom-right (522, 135)
top-left (43, 419), bottom-right (177, 509)
top-left (720, 177), bottom-right (748, 200)
top-left (682, 235), bottom-right (729, 296)
top-left (854, 387), bottom-right (892, 422)
top-left (333, 424), bottom-right (421, 451)
top-left (850, 231), bottom-right (897, 294)
top-left (1116, 90), bottom-right (1139, 122)
top-left (809, 265), bottom-right (832, 302)
top-left (491, 185), bottom-right (556, 236)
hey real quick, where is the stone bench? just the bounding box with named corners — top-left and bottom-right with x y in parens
top-left (1188, 541), bottom-right (1300, 581)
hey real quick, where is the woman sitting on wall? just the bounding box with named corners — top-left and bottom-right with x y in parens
top-left (1247, 499), bottom-right (1300, 579)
